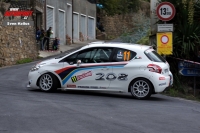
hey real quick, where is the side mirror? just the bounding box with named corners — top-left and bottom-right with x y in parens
top-left (77, 60), bottom-right (81, 67)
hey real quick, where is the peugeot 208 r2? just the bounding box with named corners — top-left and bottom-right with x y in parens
top-left (28, 42), bottom-right (173, 99)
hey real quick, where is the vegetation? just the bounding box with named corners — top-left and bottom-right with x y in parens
top-left (120, 10), bottom-right (150, 44)
top-left (158, 0), bottom-right (200, 60)
top-left (97, 0), bottom-right (141, 16)
top-left (117, 0), bottom-right (200, 99)
top-left (16, 58), bottom-right (33, 64)
top-left (157, 0), bottom-right (200, 98)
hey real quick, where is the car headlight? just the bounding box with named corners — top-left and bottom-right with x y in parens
top-left (30, 63), bottom-right (45, 72)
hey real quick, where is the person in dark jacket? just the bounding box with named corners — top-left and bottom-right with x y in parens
top-left (52, 37), bottom-right (60, 51)
top-left (43, 27), bottom-right (53, 51)
top-left (36, 27), bottom-right (41, 43)
top-left (40, 29), bottom-right (45, 50)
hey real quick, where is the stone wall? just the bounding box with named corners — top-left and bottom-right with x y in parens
top-left (0, 2), bottom-right (38, 67)
top-left (100, 14), bottom-right (134, 39)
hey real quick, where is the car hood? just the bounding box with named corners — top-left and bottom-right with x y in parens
top-left (37, 58), bottom-right (60, 66)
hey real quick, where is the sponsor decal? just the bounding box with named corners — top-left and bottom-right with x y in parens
top-left (71, 71), bottom-right (92, 83)
top-left (159, 77), bottom-right (165, 80)
top-left (67, 84), bottom-right (76, 88)
top-left (134, 56), bottom-right (142, 59)
top-left (99, 87), bottom-right (107, 89)
top-left (77, 86), bottom-right (90, 88)
top-left (90, 86), bottom-right (99, 89)
top-left (159, 82), bottom-right (166, 86)
top-left (117, 51), bottom-right (123, 59)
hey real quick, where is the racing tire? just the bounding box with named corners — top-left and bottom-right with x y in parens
top-left (39, 73), bottom-right (58, 92)
top-left (130, 78), bottom-right (152, 99)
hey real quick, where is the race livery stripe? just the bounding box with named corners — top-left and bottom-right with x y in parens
top-left (62, 65), bottom-right (125, 85)
top-left (55, 62), bottom-right (128, 75)
top-left (54, 63), bottom-right (127, 85)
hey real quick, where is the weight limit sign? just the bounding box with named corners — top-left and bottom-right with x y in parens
top-left (156, 2), bottom-right (176, 21)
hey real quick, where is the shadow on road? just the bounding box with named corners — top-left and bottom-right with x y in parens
top-left (28, 88), bottom-right (168, 101)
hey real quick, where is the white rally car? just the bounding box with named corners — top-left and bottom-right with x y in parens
top-left (28, 42), bottom-right (173, 99)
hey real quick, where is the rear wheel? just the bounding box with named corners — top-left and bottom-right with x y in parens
top-left (130, 78), bottom-right (152, 99)
top-left (39, 73), bottom-right (58, 92)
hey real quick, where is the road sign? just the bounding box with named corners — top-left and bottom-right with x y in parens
top-left (157, 24), bottom-right (173, 32)
top-left (178, 61), bottom-right (200, 69)
top-left (178, 61), bottom-right (200, 76)
top-left (156, 2), bottom-right (176, 21)
top-left (179, 68), bottom-right (200, 76)
top-left (157, 32), bottom-right (173, 55)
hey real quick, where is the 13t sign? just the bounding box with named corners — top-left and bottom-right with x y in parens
top-left (156, 2), bottom-right (176, 21)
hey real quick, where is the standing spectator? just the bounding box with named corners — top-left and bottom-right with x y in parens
top-left (36, 27), bottom-right (41, 43)
top-left (98, 22), bottom-right (105, 32)
top-left (52, 37), bottom-right (60, 51)
top-left (40, 29), bottom-right (45, 50)
top-left (43, 27), bottom-right (53, 51)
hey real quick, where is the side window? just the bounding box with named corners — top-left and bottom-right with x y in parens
top-left (77, 48), bottom-right (97, 63)
top-left (60, 47), bottom-right (113, 64)
top-left (112, 48), bottom-right (136, 62)
top-left (92, 48), bottom-right (113, 63)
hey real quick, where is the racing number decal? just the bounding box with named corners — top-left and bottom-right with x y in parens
top-left (118, 73), bottom-right (128, 81)
top-left (96, 73), bottom-right (128, 81)
top-left (123, 51), bottom-right (131, 61)
top-left (106, 73), bottom-right (117, 81)
top-left (95, 73), bottom-right (105, 80)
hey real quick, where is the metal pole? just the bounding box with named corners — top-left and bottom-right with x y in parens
top-left (194, 76), bottom-right (196, 96)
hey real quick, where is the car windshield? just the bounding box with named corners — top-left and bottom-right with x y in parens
top-left (55, 53), bottom-right (69, 59)
top-left (55, 46), bottom-right (83, 59)
top-left (144, 49), bottom-right (166, 62)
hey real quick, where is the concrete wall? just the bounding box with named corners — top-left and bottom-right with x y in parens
top-left (46, 0), bottom-right (72, 45)
top-left (73, 0), bottom-right (96, 17)
top-left (73, 0), bottom-right (96, 42)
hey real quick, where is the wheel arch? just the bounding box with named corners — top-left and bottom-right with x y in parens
top-left (36, 72), bottom-right (62, 88)
top-left (128, 77), bottom-right (155, 94)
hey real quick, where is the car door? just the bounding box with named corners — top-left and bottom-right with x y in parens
top-left (58, 47), bottom-right (114, 89)
top-left (109, 48), bottom-right (137, 91)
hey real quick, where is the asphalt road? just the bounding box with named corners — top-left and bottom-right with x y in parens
top-left (0, 51), bottom-right (200, 133)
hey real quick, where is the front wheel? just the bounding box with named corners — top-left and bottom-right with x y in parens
top-left (39, 73), bottom-right (58, 92)
top-left (130, 78), bottom-right (152, 99)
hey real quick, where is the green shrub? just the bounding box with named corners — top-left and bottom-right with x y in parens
top-left (16, 58), bottom-right (33, 64)
top-left (120, 10), bottom-right (150, 44)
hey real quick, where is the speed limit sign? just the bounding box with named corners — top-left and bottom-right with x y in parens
top-left (156, 2), bottom-right (176, 21)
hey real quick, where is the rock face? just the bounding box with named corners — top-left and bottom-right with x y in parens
top-left (97, 1), bottom-right (150, 40)
top-left (0, 2), bottom-right (38, 67)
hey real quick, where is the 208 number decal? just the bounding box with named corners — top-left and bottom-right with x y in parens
top-left (95, 73), bottom-right (128, 81)
top-left (95, 73), bottom-right (105, 80)
top-left (118, 73), bottom-right (128, 81)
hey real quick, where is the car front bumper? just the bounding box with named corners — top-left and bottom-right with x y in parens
top-left (28, 70), bottom-right (41, 89)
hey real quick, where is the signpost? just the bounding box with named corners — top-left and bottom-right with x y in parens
top-left (178, 61), bottom-right (200, 96)
top-left (156, 2), bottom-right (175, 56)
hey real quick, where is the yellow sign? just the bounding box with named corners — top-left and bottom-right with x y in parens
top-left (157, 32), bottom-right (173, 55)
